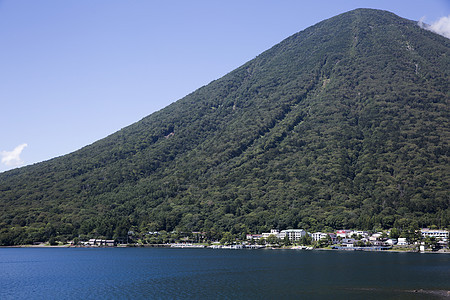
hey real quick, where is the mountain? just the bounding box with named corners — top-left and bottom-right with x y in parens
top-left (1, 9), bottom-right (449, 245)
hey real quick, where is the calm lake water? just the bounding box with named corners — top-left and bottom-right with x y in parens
top-left (1, 248), bottom-right (449, 299)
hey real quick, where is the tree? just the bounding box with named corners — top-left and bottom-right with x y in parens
top-left (283, 234), bottom-right (291, 246)
top-left (300, 235), bottom-right (312, 245)
top-left (0, 9), bottom-right (448, 244)
top-left (355, 240), bottom-right (366, 247)
top-left (266, 234), bottom-right (279, 245)
top-left (48, 237), bottom-right (58, 246)
top-left (318, 235), bottom-right (332, 248)
top-left (404, 226), bottom-right (421, 244)
top-left (424, 236), bottom-right (438, 250)
top-left (257, 237), bottom-right (266, 245)
top-left (220, 232), bottom-right (235, 245)
top-left (389, 228), bottom-right (400, 239)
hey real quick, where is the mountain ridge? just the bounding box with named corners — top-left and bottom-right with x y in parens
top-left (0, 8), bottom-right (449, 245)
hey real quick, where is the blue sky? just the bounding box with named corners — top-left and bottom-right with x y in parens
top-left (1, 0), bottom-right (449, 172)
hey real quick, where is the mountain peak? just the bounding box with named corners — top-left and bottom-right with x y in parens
top-left (0, 9), bottom-right (448, 245)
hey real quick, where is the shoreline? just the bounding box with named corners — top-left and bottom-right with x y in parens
top-left (2, 243), bottom-right (449, 253)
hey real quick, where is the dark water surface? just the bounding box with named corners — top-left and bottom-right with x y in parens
top-left (1, 248), bottom-right (449, 299)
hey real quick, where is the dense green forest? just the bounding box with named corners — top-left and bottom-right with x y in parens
top-left (0, 9), bottom-right (449, 245)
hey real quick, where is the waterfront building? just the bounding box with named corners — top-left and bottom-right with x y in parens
top-left (420, 229), bottom-right (449, 242)
top-left (336, 230), bottom-right (352, 238)
top-left (369, 233), bottom-right (383, 241)
top-left (397, 237), bottom-right (408, 246)
top-left (386, 239), bottom-right (397, 245)
top-left (279, 229), bottom-right (307, 241)
top-left (260, 229), bottom-right (309, 242)
top-left (85, 239), bottom-right (115, 247)
top-left (246, 234), bottom-right (263, 241)
top-left (312, 232), bottom-right (338, 244)
top-left (312, 232), bottom-right (328, 242)
top-left (350, 231), bottom-right (369, 238)
top-left (340, 238), bottom-right (356, 247)
top-left (328, 233), bottom-right (338, 244)
top-left (262, 229), bottom-right (280, 239)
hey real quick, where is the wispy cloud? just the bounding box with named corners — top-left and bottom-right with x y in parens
top-left (418, 15), bottom-right (450, 39)
top-left (1, 143), bottom-right (28, 167)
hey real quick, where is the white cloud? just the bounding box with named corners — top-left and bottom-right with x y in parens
top-left (1, 143), bottom-right (28, 167)
top-left (418, 15), bottom-right (450, 39)
top-left (429, 16), bottom-right (450, 39)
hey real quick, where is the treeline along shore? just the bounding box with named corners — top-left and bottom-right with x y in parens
top-left (10, 227), bottom-right (448, 253)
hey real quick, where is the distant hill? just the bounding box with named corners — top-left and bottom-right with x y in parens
top-left (0, 8), bottom-right (449, 245)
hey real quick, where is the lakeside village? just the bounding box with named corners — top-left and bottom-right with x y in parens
top-left (65, 228), bottom-right (450, 253)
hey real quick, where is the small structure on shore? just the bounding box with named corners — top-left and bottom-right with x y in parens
top-left (84, 239), bottom-right (116, 247)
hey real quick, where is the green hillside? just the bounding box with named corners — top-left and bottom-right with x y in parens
top-left (1, 9), bottom-right (449, 245)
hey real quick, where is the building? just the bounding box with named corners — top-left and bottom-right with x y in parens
top-left (262, 229), bottom-right (280, 239)
top-left (371, 240), bottom-right (386, 246)
top-left (336, 230), bottom-right (352, 238)
top-left (369, 233), bottom-right (383, 242)
top-left (312, 232), bottom-right (338, 244)
top-left (350, 231), bottom-right (369, 238)
top-left (246, 234), bottom-right (263, 241)
top-left (312, 232), bottom-right (328, 242)
top-left (341, 238), bottom-right (356, 248)
top-left (328, 233), bottom-right (338, 244)
top-left (261, 229), bottom-right (308, 242)
top-left (420, 229), bottom-right (449, 242)
top-left (279, 229), bottom-right (307, 242)
top-left (397, 237), bottom-right (408, 246)
top-left (86, 239), bottom-right (115, 247)
top-left (385, 239), bottom-right (397, 246)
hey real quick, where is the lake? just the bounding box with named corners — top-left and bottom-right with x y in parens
top-left (1, 248), bottom-right (449, 299)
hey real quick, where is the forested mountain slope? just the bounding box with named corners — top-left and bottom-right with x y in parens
top-left (1, 9), bottom-right (449, 245)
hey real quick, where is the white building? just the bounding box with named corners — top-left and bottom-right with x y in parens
top-left (262, 229), bottom-right (280, 239)
top-left (246, 234), bottom-right (263, 240)
top-left (397, 237), bottom-right (408, 246)
top-left (279, 229), bottom-right (307, 241)
top-left (350, 231), bottom-right (369, 238)
top-left (86, 239), bottom-right (115, 246)
top-left (385, 239), bottom-right (397, 245)
top-left (369, 233), bottom-right (383, 241)
top-left (341, 238), bottom-right (356, 248)
top-left (420, 229), bottom-right (449, 242)
top-left (312, 232), bottom-right (338, 244)
top-left (312, 232), bottom-right (328, 242)
top-left (336, 230), bottom-right (352, 238)
top-left (261, 229), bottom-right (308, 242)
